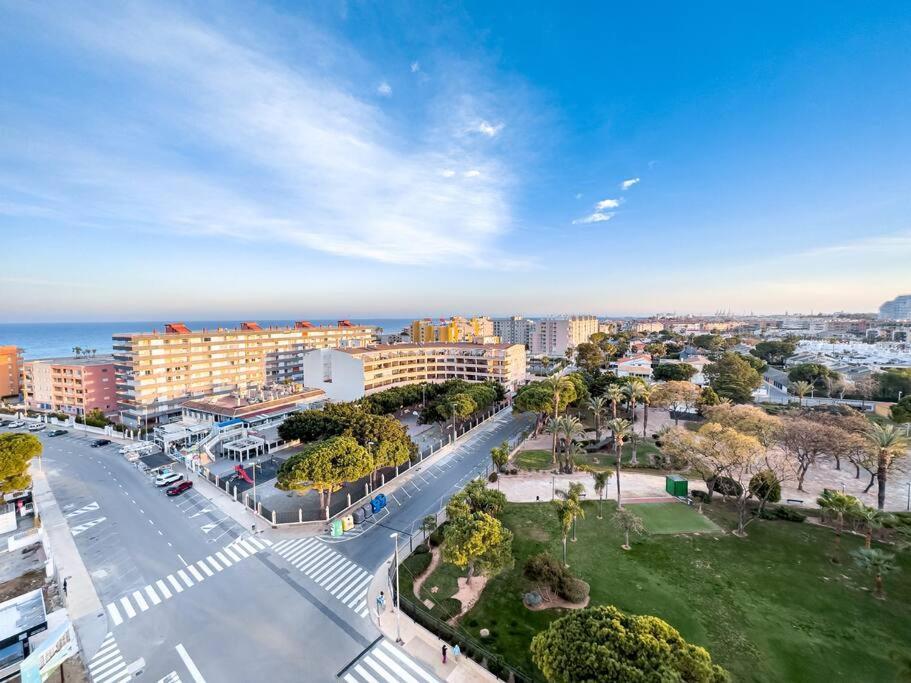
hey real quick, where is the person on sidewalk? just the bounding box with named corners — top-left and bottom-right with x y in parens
top-left (441, 644), bottom-right (448, 664)
top-left (452, 643), bottom-right (461, 662)
top-left (375, 591), bottom-right (386, 623)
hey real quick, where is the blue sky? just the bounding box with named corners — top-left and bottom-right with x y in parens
top-left (1, 1), bottom-right (910, 322)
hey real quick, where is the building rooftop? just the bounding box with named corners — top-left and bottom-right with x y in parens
top-left (182, 385), bottom-right (325, 419)
top-left (0, 589), bottom-right (46, 643)
top-left (25, 355), bottom-right (115, 367)
top-left (113, 321), bottom-right (375, 339)
top-left (339, 342), bottom-right (519, 355)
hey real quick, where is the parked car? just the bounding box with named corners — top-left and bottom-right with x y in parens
top-left (47, 429), bottom-right (68, 437)
top-left (166, 481), bottom-right (193, 497)
top-left (155, 472), bottom-right (183, 487)
top-left (28, 423), bottom-right (46, 432)
top-left (6, 421), bottom-right (24, 429)
top-left (90, 439), bottom-right (111, 447)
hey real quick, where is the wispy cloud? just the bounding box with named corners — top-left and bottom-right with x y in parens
top-left (1, 2), bottom-right (521, 268)
top-left (620, 177), bottom-right (640, 190)
top-left (801, 231), bottom-right (911, 257)
top-left (410, 61), bottom-right (420, 73)
top-left (377, 81), bottom-right (392, 96)
top-left (595, 198), bottom-right (621, 210)
top-left (572, 212), bottom-right (613, 225)
top-left (477, 120), bottom-right (504, 137)
top-left (464, 170), bottom-right (482, 178)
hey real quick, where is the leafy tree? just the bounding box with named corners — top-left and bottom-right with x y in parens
top-left (692, 334), bottom-right (724, 351)
top-left (421, 514), bottom-right (437, 538)
top-left (788, 363), bottom-right (837, 393)
top-left (574, 342), bottom-right (605, 373)
top-left (873, 368), bottom-right (911, 401)
top-left (446, 479), bottom-right (507, 517)
top-left (542, 375), bottom-right (578, 465)
top-left (645, 341), bottom-right (667, 359)
top-left (852, 548), bottom-right (898, 600)
top-left (513, 382), bottom-right (554, 434)
top-left (751, 338), bottom-right (798, 366)
top-left (865, 423), bottom-right (909, 510)
top-left (605, 384), bottom-right (624, 420)
top-left (591, 470), bottom-right (611, 519)
top-left (0, 433), bottom-right (42, 493)
top-left (652, 363), bottom-right (696, 382)
top-left (530, 605), bottom-right (729, 683)
top-left (697, 386), bottom-right (721, 411)
top-left (442, 509), bottom-right (513, 583)
top-left (612, 507), bottom-right (645, 550)
top-left (490, 441), bottom-right (510, 472)
top-left (650, 381), bottom-right (701, 425)
top-left (588, 331), bottom-right (609, 348)
top-left (791, 380), bottom-right (814, 406)
top-left (702, 404), bottom-right (781, 447)
top-left (890, 395), bottom-right (911, 423)
top-left (816, 490), bottom-right (861, 562)
top-left (586, 396), bottom-right (607, 441)
top-left (553, 495), bottom-right (583, 566)
top-left (79, 408), bottom-right (110, 428)
top-left (278, 410), bottom-right (346, 442)
top-left (704, 352), bottom-right (762, 404)
top-left (276, 436), bottom-right (373, 510)
top-left (606, 417), bottom-right (633, 508)
top-left (748, 469), bottom-right (781, 511)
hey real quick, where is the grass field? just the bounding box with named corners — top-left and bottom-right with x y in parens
top-left (515, 440), bottom-right (663, 472)
top-left (455, 501), bottom-right (911, 682)
top-left (514, 449), bottom-right (553, 470)
top-left (632, 502), bottom-right (721, 534)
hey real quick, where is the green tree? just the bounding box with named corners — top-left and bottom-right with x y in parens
top-left (788, 363), bottom-right (837, 393)
top-left (574, 343), bottom-right (605, 373)
top-left (421, 514), bottom-right (437, 539)
top-left (530, 605), bottom-right (729, 683)
top-left (650, 381), bottom-right (701, 425)
top-left (865, 423), bottom-right (909, 510)
top-left (447, 479), bottom-right (507, 517)
top-left (606, 417), bottom-right (633, 507)
top-left (851, 547), bottom-right (898, 600)
top-left (612, 507), bottom-right (645, 550)
top-left (585, 396), bottom-right (608, 442)
top-left (275, 436), bottom-right (372, 510)
top-left (849, 506), bottom-right (891, 549)
top-left (591, 470), bottom-right (611, 519)
top-left (552, 491), bottom-right (584, 566)
top-left (442, 510), bottom-right (513, 583)
top-left (605, 384), bottom-right (623, 420)
top-left (542, 374), bottom-right (577, 465)
top-left (513, 382), bottom-right (554, 434)
top-left (692, 334), bottom-right (724, 351)
top-left (0, 433), bottom-right (42, 494)
top-left (697, 386), bottom-right (721, 411)
top-left (748, 469), bottom-right (781, 512)
top-left (705, 352), bottom-right (762, 404)
top-left (490, 441), bottom-right (510, 473)
top-left (874, 368), bottom-right (911, 401)
top-left (816, 490), bottom-right (861, 562)
top-left (791, 380), bottom-right (814, 406)
top-left (751, 338), bottom-right (798, 366)
top-left (645, 341), bottom-right (667, 359)
top-left (278, 409), bottom-right (346, 442)
top-left (890, 395), bottom-right (911, 423)
top-left (652, 363), bottom-right (697, 382)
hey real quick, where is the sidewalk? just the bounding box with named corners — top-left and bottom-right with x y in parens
top-left (367, 558), bottom-right (498, 683)
top-left (31, 462), bottom-right (108, 660)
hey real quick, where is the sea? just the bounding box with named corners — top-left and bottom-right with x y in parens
top-left (0, 319), bottom-right (414, 359)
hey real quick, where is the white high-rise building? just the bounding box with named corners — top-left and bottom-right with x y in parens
top-left (879, 295), bottom-right (911, 321)
top-left (530, 316), bottom-right (599, 357)
top-left (492, 316), bottom-right (536, 347)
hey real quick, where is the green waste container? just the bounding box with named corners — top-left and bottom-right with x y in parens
top-left (330, 519), bottom-right (343, 537)
top-left (665, 475), bottom-right (688, 497)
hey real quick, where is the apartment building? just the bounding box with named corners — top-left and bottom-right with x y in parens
top-left (879, 295), bottom-right (911, 321)
top-left (410, 316), bottom-right (495, 343)
top-left (530, 316), bottom-right (599, 357)
top-left (302, 342), bottom-right (526, 402)
top-left (112, 321), bottom-right (375, 426)
top-left (492, 317), bottom-right (536, 347)
top-left (22, 356), bottom-right (117, 416)
top-left (0, 346), bottom-right (22, 399)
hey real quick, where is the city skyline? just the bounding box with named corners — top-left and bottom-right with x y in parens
top-left (2, 2), bottom-right (911, 321)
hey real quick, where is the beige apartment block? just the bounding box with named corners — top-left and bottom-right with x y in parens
top-left (530, 315), bottom-right (599, 357)
top-left (0, 346), bottom-right (23, 399)
top-left (112, 321), bottom-right (375, 426)
top-left (22, 355), bottom-right (117, 415)
top-left (302, 342), bottom-right (526, 402)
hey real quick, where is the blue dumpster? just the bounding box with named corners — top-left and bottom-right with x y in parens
top-left (371, 494), bottom-right (387, 513)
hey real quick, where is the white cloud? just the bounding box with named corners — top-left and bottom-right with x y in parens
top-left (377, 81), bottom-right (392, 96)
top-left (464, 170), bottom-right (482, 178)
top-left (595, 198), bottom-right (621, 210)
top-left (620, 177), bottom-right (640, 190)
top-left (3, 3), bottom-right (519, 268)
top-left (440, 169), bottom-right (456, 178)
top-left (410, 61), bottom-right (420, 73)
top-left (572, 212), bottom-right (613, 225)
top-left (574, 193), bottom-right (582, 199)
top-left (477, 120), bottom-right (504, 137)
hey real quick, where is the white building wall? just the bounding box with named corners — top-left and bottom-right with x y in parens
top-left (302, 349), bottom-right (366, 402)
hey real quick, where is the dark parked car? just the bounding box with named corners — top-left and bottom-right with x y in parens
top-left (166, 481), bottom-right (193, 497)
top-left (47, 429), bottom-right (68, 437)
top-left (90, 439), bottom-right (111, 447)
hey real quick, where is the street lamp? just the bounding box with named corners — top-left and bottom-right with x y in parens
top-left (390, 532), bottom-right (403, 644)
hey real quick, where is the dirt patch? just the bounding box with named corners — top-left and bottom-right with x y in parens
top-left (412, 547), bottom-right (441, 600)
top-left (523, 527), bottom-right (551, 542)
top-left (0, 568), bottom-right (46, 603)
top-left (526, 594), bottom-right (590, 611)
top-left (448, 575), bottom-right (489, 624)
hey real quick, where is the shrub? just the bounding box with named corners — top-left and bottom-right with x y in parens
top-left (749, 469), bottom-right (781, 504)
top-left (691, 490), bottom-right (710, 503)
top-left (488, 471), bottom-right (498, 483)
top-left (403, 550), bottom-right (432, 577)
top-left (414, 542), bottom-right (430, 554)
top-left (429, 523), bottom-right (447, 547)
top-left (558, 577), bottom-right (590, 603)
top-left (524, 553), bottom-right (564, 592)
top-left (759, 505), bottom-right (806, 523)
top-left (434, 597), bottom-right (463, 619)
top-left (712, 476), bottom-right (744, 497)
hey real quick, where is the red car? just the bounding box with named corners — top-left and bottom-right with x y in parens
top-left (166, 481), bottom-right (193, 496)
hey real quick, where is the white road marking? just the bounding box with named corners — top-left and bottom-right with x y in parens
top-left (145, 585), bottom-right (161, 605)
top-left (168, 574), bottom-right (184, 593)
top-left (132, 590), bottom-right (149, 611)
top-left (107, 603), bottom-right (124, 626)
top-left (175, 643), bottom-right (207, 683)
top-left (119, 596), bottom-right (136, 619)
top-left (177, 570), bottom-right (194, 588)
top-left (156, 579), bottom-right (173, 599)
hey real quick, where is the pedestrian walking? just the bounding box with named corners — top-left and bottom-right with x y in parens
top-left (62, 578), bottom-right (68, 596)
top-left (442, 644), bottom-right (448, 664)
top-left (452, 643), bottom-right (461, 662)
top-left (376, 591), bottom-right (386, 614)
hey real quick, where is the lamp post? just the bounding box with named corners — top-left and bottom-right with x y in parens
top-left (390, 532), bottom-right (403, 644)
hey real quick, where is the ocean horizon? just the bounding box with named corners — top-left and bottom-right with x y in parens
top-left (0, 319), bottom-right (415, 359)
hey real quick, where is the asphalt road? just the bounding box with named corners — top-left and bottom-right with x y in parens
top-left (26, 409), bottom-right (536, 683)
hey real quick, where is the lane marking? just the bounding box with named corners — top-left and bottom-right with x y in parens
top-left (175, 643), bottom-right (207, 683)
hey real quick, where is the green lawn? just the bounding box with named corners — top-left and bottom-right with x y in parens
top-left (453, 501), bottom-right (911, 682)
top-left (514, 449), bottom-right (553, 470)
top-left (632, 502), bottom-right (721, 534)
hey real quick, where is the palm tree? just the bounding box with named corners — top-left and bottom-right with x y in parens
top-left (565, 441), bottom-right (588, 475)
top-left (865, 423), bottom-right (909, 510)
top-left (543, 418), bottom-right (562, 468)
top-left (542, 374), bottom-right (574, 467)
top-left (639, 385), bottom-right (652, 437)
top-left (557, 415), bottom-right (585, 472)
top-left (628, 431), bottom-right (641, 466)
top-left (586, 396), bottom-right (608, 442)
top-left (612, 507), bottom-right (645, 550)
top-left (817, 490), bottom-right (860, 563)
top-left (592, 470), bottom-right (612, 519)
top-left (606, 417), bottom-right (633, 508)
top-left (559, 481), bottom-right (587, 541)
top-left (554, 495), bottom-right (583, 566)
top-left (605, 385), bottom-right (623, 420)
top-left (851, 547), bottom-right (897, 600)
top-left (621, 384), bottom-right (636, 419)
top-left (72, 346), bottom-right (82, 357)
top-left (791, 381), bottom-right (813, 407)
top-left (850, 505), bottom-right (891, 549)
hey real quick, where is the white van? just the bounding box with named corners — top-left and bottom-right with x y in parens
top-left (155, 472), bottom-right (183, 487)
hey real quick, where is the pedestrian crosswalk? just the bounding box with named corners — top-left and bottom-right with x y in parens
top-left (342, 639), bottom-right (441, 683)
top-left (105, 535), bottom-right (271, 627)
top-left (88, 632), bottom-right (131, 683)
top-left (271, 537), bottom-right (372, 618)
top-left (71, 516), bottom-right (107, 537)
top-left (157, 672), bottom-right (182, 683)
top-left (65, 500), bottom-right (100, 518)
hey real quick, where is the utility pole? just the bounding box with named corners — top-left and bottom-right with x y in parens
top-left (390, 532), bottom-right (403, 644)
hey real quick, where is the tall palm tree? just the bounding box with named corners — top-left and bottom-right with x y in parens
top-left (612, 507), bottom-right (645, 550)
top-left (586, 396), bottom-right (607, 442)
top-left (852, 547), bottom-right (897, 600)
top-left (817, 490), bottom-right (860, 562)
top-left (558, 483), bottom-right (586, 542)
top-left (628, 431), bottom-right (641, 466)
top-left (605, 385), bottom-right (623, 420)
top-left (557, 415), bottom-right (585, 472)
top-left (542, 374), bottom-right (574, 467)
top-left (606, 417), bottom-right (633, 508)
top-left (850, 506), bottom-right (891, 549)
top-left (621, 383), bottom-right (636, 419)
top-left (865, 423), bottom-right (909, 510)
top-left (564, 441), bottom-right (588, 475)
top-left (543, 418), bottom-right (562, 468)
top-left (554, 498), bottom-right (582, 567)
top-left (791, 381), bottom-right (813, 407)
top-left (592, 470), bottom-right (612, 519)
top-left (72, 346), bottom-right (82, 357)
top-left (639, 385), bottom-right (652, 437)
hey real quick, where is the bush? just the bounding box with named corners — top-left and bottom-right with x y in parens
top-left (759, 505), bottom-right (806, 523)
top-left (488, 472), bottom-right (498, 483)
top-left (414, 542), bottom-right (430, 555)
top-left (429, 523), bottom-right (447, 547)
top-left (691, 490), bottom-right (710, 503)
top-left (434, 597), bottom-right (463, 619)
top-left (403, 551), bottom-right (432, 578)
top-left (558, 577), bottom-right (590, 603)
top-left (524, 553), bottom-right (564, 590)
top-left (749, 470), bottom-right (781, 504)
top-left (712, 476), bottom-right (744, 497)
